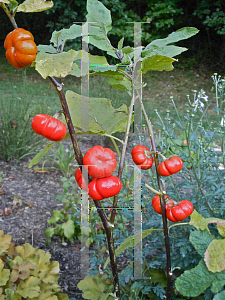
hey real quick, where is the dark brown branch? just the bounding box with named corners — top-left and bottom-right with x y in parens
top-left (135, 89), bottom-right (172, 299)
top-left (48, 76), bottom-right (121, 299)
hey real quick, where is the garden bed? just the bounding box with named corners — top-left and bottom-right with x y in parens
top-left (0, 134), bottom-right (139, 299)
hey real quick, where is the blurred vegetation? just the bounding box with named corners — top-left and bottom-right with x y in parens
top-left (1, 0), bottom-right (225, 71)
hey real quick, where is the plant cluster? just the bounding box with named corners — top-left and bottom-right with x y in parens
top-left (0, 230), bottom-right (69, 299)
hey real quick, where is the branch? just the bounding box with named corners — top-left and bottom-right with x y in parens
top-left (135, 89), bottom-right (172, 300)
top-left (1, 3), bottom-right (18, 29)
top-left (48, 76), bottom-right (121, 299)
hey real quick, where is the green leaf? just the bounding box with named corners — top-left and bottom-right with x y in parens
top-left (175, 260), bottom-right (214, 297)
top-left (37, 45), bottom-right (57, 53)
top-left (108, 77), bottom-right (131, 91)
top-left (189, 229), bottom-right (215, 257)
top-left (17, 276), bottom-right (41, 298)
top-left (150, 269), bottom-right (167, 287)
top-left (118, 38), bottom-right (124, 50)
top-left (77, 275), bottom-right (114, 300)
top-left (69, 51), bottom-right (117, 77)
top-left (143, 27), bottom-right (199, 58)
top-left (5, 288), bottom-right (21, 300)
top-left (35, 50), bottom-right (77, 79)
top-left (50, 24), bottom-right (81, 48)
top-left (83, 0), bottom-right (114, 52)
top-left (47, 210), bottom-right (62, 224)
top-left (17, 0), bottom-right (53, 12)
top-left (29, 142), bottom-right (55, 168)
top-left (61, 220), bottom-right (75, 239)
top-left (0, 231), bottom-right (12, 256)
top-left (0, 259), bottom-right (10, 286)
top-left (141, 55), bottom-right (176, 74)
top-left (8, 0), bottom-right (18, 12)
top-left (213, 290), bottom-right (225, 299)
top-left (66, 90), bottom-right (130, 135)
top-left (104, 228), bottom-right (154, 269)
top-left (205, 239), bottom-right (225, 272)
top-left (216, 221), bottom-right (225, 237)
top-left (190, 210), bottom-right (204, 229)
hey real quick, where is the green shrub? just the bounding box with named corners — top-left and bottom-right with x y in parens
top-left (0, 230), bottom-right (69, 299)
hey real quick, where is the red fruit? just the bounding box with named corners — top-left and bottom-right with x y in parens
top-left (166, 200), bottom-right (193, 222)
top-left (32, 114), bottom-right (67, 141)
top-left (88, 176), bottom-right (121, 200)
top-left (131, 145), bottom-right (154, 170)
top-left (83, 145), bottom-right (117, 179)
top-left (157, 156), bottom-right (183, 177)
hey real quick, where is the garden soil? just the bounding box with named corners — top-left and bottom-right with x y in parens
top-left (0, 134), bottom-right (138, 300)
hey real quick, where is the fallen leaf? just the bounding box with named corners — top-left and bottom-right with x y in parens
top-left (8, 175), bottom-right (14, 179)
top-left (5, 208), bottom-right (12, 215)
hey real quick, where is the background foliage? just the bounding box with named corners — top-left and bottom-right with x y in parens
top-left (1, 0), bottom-right (225, 71)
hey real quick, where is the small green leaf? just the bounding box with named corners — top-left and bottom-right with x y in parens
top-left (0, 231), bottom-right (12, 256)
top-left (47, 210), bottom-right (62, 224)
top-left (61, 220), bottom-right (75, 239)
top-left (29, 142), bottom-right (55, 168)
top-left (0, 259), bottom-right (10, 286)
top-left (8, 0), bottom-right (18, 12)
top-left (118, 38), bottom-right (124, 50)
top-left (17, 276), bottom-right (41, 298)
top-left (17, 0), bottom-right (53, 12)
top-left (108, 77), bottom-right (131, 91)
top-left (150, 269), bottom-right (167, 287)
top-left (141, 55), bottom-right (176, 74)
top-left (205, 239), bottom-right (225, 272)
top-left (104, 228), bottom-right (154, 269)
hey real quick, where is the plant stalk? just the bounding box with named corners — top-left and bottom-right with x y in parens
top-left (1, 3), bottom-right (18, 29)
top-left (49, 76), bottom-right (121, 299)
top-left (135, 89), bottom-right (172, 300)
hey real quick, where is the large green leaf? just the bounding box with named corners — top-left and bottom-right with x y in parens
top-left (205, 239), bottom-right (225, 273)
top-left (175, 260), bottom-right (214, 297)
top-left (213, 290), bottom-right (225, 299)
top-left (82, 0), bottom-right (114, 52)
top-left (35, 50), bottom-right (77, 79)
top-left (189, 229), bottom-right (215, 257)
top-left (143, 27), bottom-right (199, 58)
top-left (66, 90), bottom-right (130, 135)
top-left (69, 50), bottom-right (117, 77)
top-left (17, 0), bottom-right (53, 12)
top-left (104, 228), bottom-right (154, 269)
top-left (50, 24), bottom-right (81, 48)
